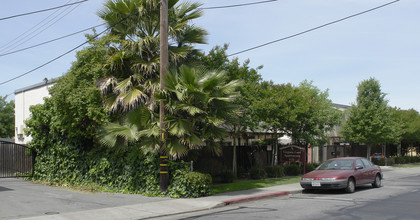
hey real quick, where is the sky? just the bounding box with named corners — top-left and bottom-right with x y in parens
top-left (1, 0), bottom-right (419, 111)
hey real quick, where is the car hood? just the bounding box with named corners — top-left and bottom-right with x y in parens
top-left (303, 169), bottom-right (354, 179)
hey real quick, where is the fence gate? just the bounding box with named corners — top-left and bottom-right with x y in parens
top-left (0, 141), bottom-right (35, 178)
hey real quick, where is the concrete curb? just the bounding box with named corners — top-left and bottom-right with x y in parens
top-left (221, 191), bottom-right (292, 205)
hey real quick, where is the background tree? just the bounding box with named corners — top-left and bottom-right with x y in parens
top-left (253, 81), bottom-right (340, 165)
top-left (342, 78), bottom-right (401, 159)
top-left (0, 96), bottom-right (14, 138)
top-left (289, 81), bottom-right (341, 146)
top-left (392, 108), bottom-right (420, 155)
top-left (196, 44), bottom-right (262, 176)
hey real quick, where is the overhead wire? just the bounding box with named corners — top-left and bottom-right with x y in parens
top-left (228, 0), bottom-right (400, 57)
top-left (200, 0), bottom-right (279, 10)
top-left (0, 0), bottom-right (280, 57)
top-left (0, 0), bottom-right (88, 21)
top-left (2, 3), bottom-right (83, 54)
top-left (0, 12), bottom-right (139, 86)
top-left (0, 23), bottom-right (106, 57)
top-left (0, 0), bottom-right (76, 52)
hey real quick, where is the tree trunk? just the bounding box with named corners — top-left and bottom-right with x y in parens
top-left (397, 142), bottom-right (402, 156)
top-left (273, 132), bottom-right (278, 166)
top-left (367, 145), bottom-right (372, 161)
top-left (232, 135), bottom-right (237, 177)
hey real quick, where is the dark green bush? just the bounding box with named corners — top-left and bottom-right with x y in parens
top-left (168, 170), bottom-right (212, 198)
top-left (372, 158), bottom-right (386, 166)
top-left (250, 166), bottom-right (266, 179)
top-left (265, 165), bottom-right (285, 178)
top-left (284, 164), bottom-right (302, 176)
top-left (305, 163), bottom-right (319, 173)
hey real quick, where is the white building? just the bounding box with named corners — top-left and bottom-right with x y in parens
top-left (14, 79), bottom-right (55, 144)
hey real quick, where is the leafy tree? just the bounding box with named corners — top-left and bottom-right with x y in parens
top-left (290, 81), bottom-right (342, 146)
top-left (99, 66), bottom-right (242, 159)
top-left (391, 108), bottom-right (420, 155)
top-left (195, 44), bottom-right (262, 176)
top-left (342, 78), bottom-right (401, 159)
top-left (253, 81), bottom-right (341, 165)
top-left (26, 36), bottom-right (110, 151)
top-left (0, 96), bottom-right (14, 138)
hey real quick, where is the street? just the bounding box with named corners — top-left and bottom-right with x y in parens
top-left (160, 167), bottom-right (420, 220)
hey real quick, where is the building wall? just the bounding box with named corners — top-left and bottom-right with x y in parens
top-left (15, 81), bottom-right (54, 144)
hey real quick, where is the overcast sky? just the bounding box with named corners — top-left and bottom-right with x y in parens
top-left (1, 0), bottom-right (419, 111)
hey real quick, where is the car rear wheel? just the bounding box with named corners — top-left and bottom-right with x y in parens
top-left (372, 174), bottom-right (381, 188)
top-left (345, 178), bottom-right (355, 193)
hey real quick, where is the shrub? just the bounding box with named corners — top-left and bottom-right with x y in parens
top-left (305, 163), bottom-right (319, 173)
top-left (265, 165), bottom-right (285, 178)
top-left (168, 170), bottom-right (212, 198)
top-left (284, 164), bottom-right (302, 176)
top-left (250, 166), bottom-right (266, 179)
top-left (372, 158), bottom-right (386, 166)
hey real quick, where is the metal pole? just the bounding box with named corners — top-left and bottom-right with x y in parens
top-left (159, 0), bottom-right (169, 192)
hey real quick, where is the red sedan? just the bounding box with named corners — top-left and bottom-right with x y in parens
top-left (300, 157), bottom-right (383, 193)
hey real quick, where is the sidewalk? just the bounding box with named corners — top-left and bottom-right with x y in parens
top-left (19, 182), bottom-right (303, 220)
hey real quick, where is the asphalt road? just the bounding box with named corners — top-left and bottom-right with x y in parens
top-left (0, 178), bottom-right (170, 219)
top-left (162, 167), bottom-right (420, 220)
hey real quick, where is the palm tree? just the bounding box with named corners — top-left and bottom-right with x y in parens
top-left (99, 66), bottom-right (242, 159)
top-left (97, 0), bottom-right (207, 112)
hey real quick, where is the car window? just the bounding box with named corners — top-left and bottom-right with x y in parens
top-left (355, 159), bottom-right (365, 169)
top-left (361, 158), bottom-right (372, 167)
top-left (317, 159), bottom-right (354, 170)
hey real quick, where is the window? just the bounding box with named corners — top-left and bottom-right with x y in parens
top-left (355, 159), bottom-right (365, 169)
top-left (361, 158), bottom-right (372, 168)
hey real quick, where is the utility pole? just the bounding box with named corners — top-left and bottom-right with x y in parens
top-left (159, 0), bottom-right (169, 192)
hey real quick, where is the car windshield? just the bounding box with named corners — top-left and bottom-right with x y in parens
top-left (316, 159), bottom-right (354, 170)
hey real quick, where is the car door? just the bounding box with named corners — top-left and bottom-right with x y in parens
top-left (354, 159), bottom-right (367, 184)
top-left (361, 158), bottom-right (376, 183)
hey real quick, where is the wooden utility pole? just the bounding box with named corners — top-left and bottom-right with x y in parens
top-left (159, 0), bottom-right (169, 192)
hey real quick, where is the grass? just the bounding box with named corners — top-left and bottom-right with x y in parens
top-left (393, 163), bottom-right (420, 168)
top-left (211, 176), bottom-right (301, 194)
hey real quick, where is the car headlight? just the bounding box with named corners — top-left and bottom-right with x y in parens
top-left (302, 178), bottom-right (314, 181)
top-left (321, 178), bottom-right (336, 181)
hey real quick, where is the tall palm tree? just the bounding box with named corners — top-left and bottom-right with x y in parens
top-left (99, 66), bottom-right (242, 159)
top-left (97, 0), bottom-right (207, 112)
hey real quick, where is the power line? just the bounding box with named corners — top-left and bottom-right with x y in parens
top-left (0, 12), bottom-right (139, 86)
top-left (0, 0), bottom-right (77, 52)
top-left (201, 0), bottom-right (278, 10)
top-left (0, 1), bottom-right (278, 56)
top-left (0, 0), bottom-right (88, 21)
top-left (2, 3), bottom-right (82, 54)
top-left (228, 0), bottom-right (400, 57)
top-left (0, 23), bottom-right (106, 57)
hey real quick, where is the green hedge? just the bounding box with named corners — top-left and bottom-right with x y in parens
top-left (265, 165), bottom-right (285, 178)
top-left (284, 164), bottom-right (302, 176)
top-left (168, 170), bottom-right (212, 198)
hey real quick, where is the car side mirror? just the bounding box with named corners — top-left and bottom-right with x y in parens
top-left (356, 165), bottom-right (364, 170)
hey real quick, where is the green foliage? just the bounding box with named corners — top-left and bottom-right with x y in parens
top-left (392, 156), bottom-right (420, 164)
top-left (253, 81), bottom-right (341, 146)
top-left (305, 163), bottom-right (319, 173)
top-left (392, 108), bottom-right (420, 148)
top-left (342, 78), bottom-right (401, 157)
top-left (250, 166), bottom-right (267, 179)
top-left (284, 164), bottom-right (302, 176)
top-left (0, 96), bottom-right (14, 138)
top-left (168, 170), bottom-right (212, 198)
top-left (265, 165), bottom-right (285, 178)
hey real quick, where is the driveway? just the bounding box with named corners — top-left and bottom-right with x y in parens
top-left (0, 178), bottom-right (169, 219)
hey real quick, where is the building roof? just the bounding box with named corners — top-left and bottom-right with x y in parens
top-left (14, 77), bottom-right (58, 95)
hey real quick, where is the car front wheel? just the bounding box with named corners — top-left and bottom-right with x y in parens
top-left (372, 174), bottom-right (381, 188)
top-left (345, 178), bottom-right (355, 193)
